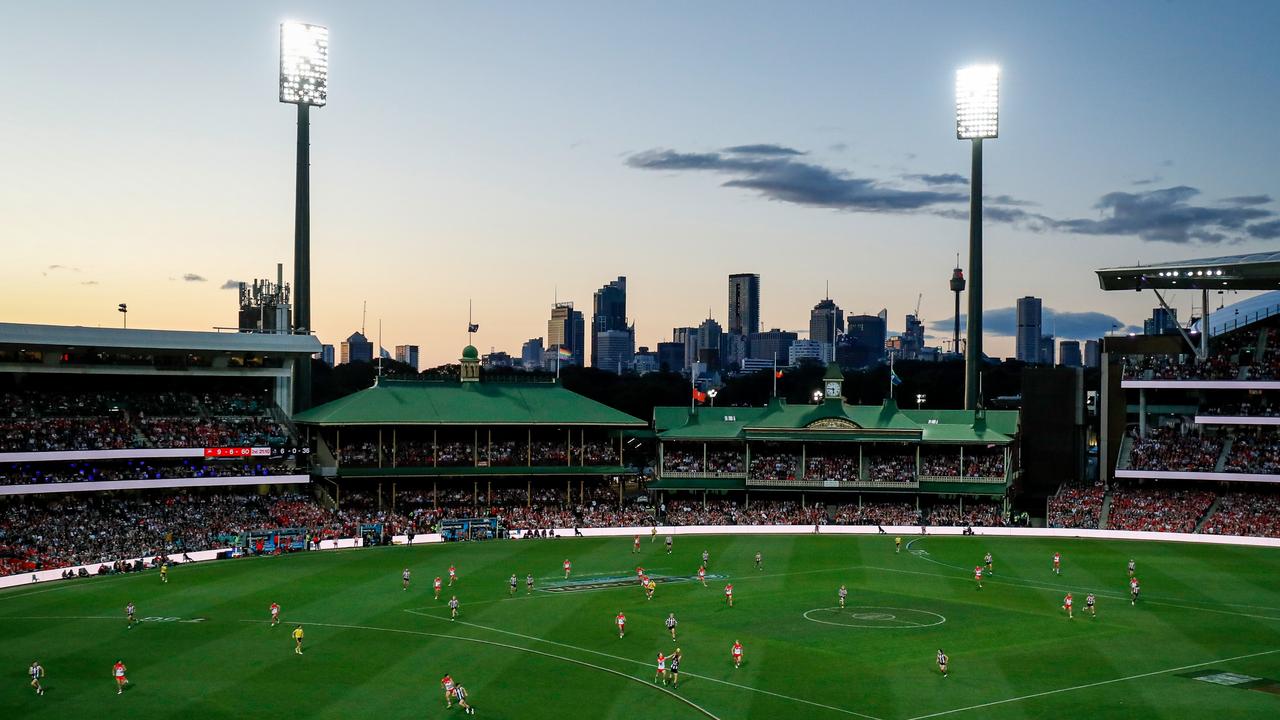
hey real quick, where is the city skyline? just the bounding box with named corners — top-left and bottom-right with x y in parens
top-left (3, 2), bottom-right (1279, 366)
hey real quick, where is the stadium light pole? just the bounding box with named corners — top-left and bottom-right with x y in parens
top-left (280, 21), bottom-right (328, 412)
top-left (956, 64), bottom-right (999, 411)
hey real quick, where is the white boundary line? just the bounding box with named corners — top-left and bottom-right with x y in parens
top-left (406, 608), bottom-right (885, 720)
top-left (239, 619), bottom-right (721, 719)
top-left (904, 647), bottom-right (1280, 720)
top-left (802, 606), bottom-right (946, 629)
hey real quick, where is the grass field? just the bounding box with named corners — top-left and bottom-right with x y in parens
top-left (3, 533), bottom-right (1280, 719)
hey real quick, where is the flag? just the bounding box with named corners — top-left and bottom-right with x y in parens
top-left (557, 346), bottom-right (573, 359)
top-left (692, 388), bottom-right (708, 403)
top-left (468, 323), bottom-right (479, 333)
top-left (775, 370), bottom-right (784, 379)
top-left (890, 369), bottom-right (903, 386)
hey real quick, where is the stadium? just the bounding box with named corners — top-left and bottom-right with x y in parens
top-left (5, 9), bottom-right (1280, 720)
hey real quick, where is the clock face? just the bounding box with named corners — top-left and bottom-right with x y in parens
top-left (825, 381), bottom-right (841, 397)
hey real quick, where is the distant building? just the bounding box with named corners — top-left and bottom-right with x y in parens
top-left (1084, 339), bottom-right (1100, 369)
top-left (340, 331), bottom-right (373, 365)
top-left (789, 339), bottom-right (825, 366)
top-left (1059, 340), bottom-right (1082, 368)
top-left (656, 341), bottom-right (685, 374)
top-left (739, 357), bottom-right (776, 372)
top-left (748, 328), bottom-right (798, 362)
top-left (591, 277), bottom-right (630, 369)
top-left (727, 273), bottom-right (761, 336)
top-left (1016, 296), bottom-right (1043, 363)
top-left (483, 351), bottom-right (513, 369)
top-left (595, 329), bottom-right (635, 373)
top-left (633, 347), bottom-right (658, 375)
top-left (900, 313), bottom-right (925, 359)
top-left (520, 338), bottom-right (543, 370)
top-left (318, 344), bottom-right (335, 367)
top-left (1039, 334), bottom-right (1056, 366)
top-left (672, 327), bottom-right (697, 372)
top-left (843, 314), bottom-right (886, 368)
top-left (696, 318), bottom-right (724, 371)
top-left (548, 302), bottom-right (585, 367)
top-left (1144, 307), bottom-right (1179, 336)
top-left (394, 344), bottom-right (420, 371)
top-left (810, 297), bottom-right (844, 363)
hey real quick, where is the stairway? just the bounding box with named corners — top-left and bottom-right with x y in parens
top-left (1116, 435), bottom-right (1134, 471)
top-left (1194, 496), bottom-right (1222, 534)
top-left (1098, 491), bottom-right (1113, 530)
top-left (1215, 438), bottom-right (1233, 473)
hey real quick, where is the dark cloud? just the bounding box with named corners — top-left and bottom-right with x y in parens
top-left (1247, 220), bottom-right (1280, 240)
top-left (219, 280), bottom-right (242, 290)
top-left (904, 172), bottom-right (967, 186)
top-left (47, 264), bottom-right (79, 272)
top-left (183, 273), bottom-right (207, 282)
top-left (1053, 186), bottom-right (1274, 244)
top-left (985, 194), bottom-right (1037, 207)
top-left (1222, 194), bottom-right (1272, 206)
top-left (930, 307), bottom-right (1139, 340)
top-left (80, 280), bottom-right (98, 286)
top-left (1131, 176), bottom-right (1162, 186)
top-left (722, 144), bottom-right (804, 156)
top-left (627, 149), bottom-right (965, 212)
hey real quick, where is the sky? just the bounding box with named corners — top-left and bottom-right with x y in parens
top-left (2, 1), bottom-right (1278, 367)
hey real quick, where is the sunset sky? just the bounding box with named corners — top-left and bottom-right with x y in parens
top-left (2, 1), bottom-right (1278, 366)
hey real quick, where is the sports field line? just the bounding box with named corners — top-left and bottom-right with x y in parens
top-left (903, 646), bottom-right (1280, 720)
top-left (239, 619), bottom-right (721, 720)
top-left (895, 539), bottom-right (1280, 622)
top-left (0, 615), bottom-right (120, 621)
top-left (406, 608), bottom-right (885, 720)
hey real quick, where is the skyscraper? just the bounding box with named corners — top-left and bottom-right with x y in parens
top-left (548, 302), bottom-right (584, 367)
top-left (844, 314), bottom-right (886, 368)
top-left (696, 317), bottom-right (724, 370)
top-left (1039, 334), bottom-right (1056, 366)
top-left (591, 277), bottom-right (630, 369)
top-left (728, 273), bottom-right (761, 336)
top-left (1084, 339), bottom-right (1100, 369)
top-left (1059, 340), bottom-right (1082, 368)
top-left (748, 329), bottom-right (798, 362)
top-left (520, 338), bottom-right (544, 370)
top-left (1144, 307), bottom-right (1179, 336)
top-left (1015, 296), bottom-right (1043, 363)
top-left (810, 297), bottom-right (844, 363)
top-left (318, 344), bottom-right (334, 367)
top-left (340, 331), bottom-right (373, 365)
top-left (672, 327), bottom-right (697, 373)
top-left (595, 329), bottom-right (635, 373)
top-left (394, 344), bottom-right (420, 371)
top-left (656, 341), bottom-right (685, 374)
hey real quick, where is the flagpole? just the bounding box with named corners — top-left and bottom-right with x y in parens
top-left (772, 352), bottom-right (777, 398)
top-left (889, 355), bottom-right (894, 400)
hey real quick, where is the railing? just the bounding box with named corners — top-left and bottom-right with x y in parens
top-left (1207, 301), bottom-right (1280, 338)
top-left (661, 470), bottom-right (747, 479)
top-left (746, 477), bottom-right (919, 489)
top-left (919, 475), bottom-right (1007, 484)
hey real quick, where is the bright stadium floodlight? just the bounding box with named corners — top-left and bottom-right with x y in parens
top-left (280, 20), bottom-right (329, 414)
top-left (280, 21), bottom-right (329, 106)
top-left (955, 64), bottom-right (1000, 411)
top-left (955, 65), bottom-right (999, 139)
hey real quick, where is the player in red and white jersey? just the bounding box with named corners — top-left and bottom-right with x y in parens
top-left (974, 566), bottom-right (983, 590)
top-left (725, 583), bottom-right (734, 607)
top-left (698, 566), bottom-right (707, 587)
top-left (112, 660), bottom-right (128, 695)
top-left (440, 674), bottom-right (455, 708)
top-left (636, 566), bottom-right (645, 580)
top-left (563, 559), bottom-right (572, 578)
top-left (434, 576), bottom-right (443, 599)
top-left (269, 602), bottom-right (280, 626)
top-left (616, 611), bottom-right (626, 638)
top-left (655, 652), bottom-right (667, 684)
top-left (1052, 552), bottom-right (1061, 575)
top-left (731, 641), bottom-right (743, 668)
top-left (633, 535), bottom-right (641, 554)
top-left (838, 584), bottom-right (848, 608)
top-left (1063, 592), bottom-right (1074, 619)
top-left (448, 565), bottom-right (458, 586)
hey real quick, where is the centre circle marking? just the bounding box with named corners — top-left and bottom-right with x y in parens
top-left (803, 606), bottom-right (946, 629)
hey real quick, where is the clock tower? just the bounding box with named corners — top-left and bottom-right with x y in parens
top-left (822, 362), bottom-right (844, 401)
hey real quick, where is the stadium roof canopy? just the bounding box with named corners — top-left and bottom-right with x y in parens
top-left (1095, 251), bottom-right (1280, 291)
top-left (293, 378), bottom-right (646, 427)
top-left (0, 322), bottom-right (321, 355)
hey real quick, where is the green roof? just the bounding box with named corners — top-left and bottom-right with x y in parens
top-left (655, 399), bottom-right (1016, 444)
top-left (294, 379), bottom-right (646, 427)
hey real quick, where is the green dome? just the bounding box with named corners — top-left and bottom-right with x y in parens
top-left (462, 345), bottom-right (479, 360)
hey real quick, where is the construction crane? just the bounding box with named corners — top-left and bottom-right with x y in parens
top-left (914, 293), bottom-right (923, 318)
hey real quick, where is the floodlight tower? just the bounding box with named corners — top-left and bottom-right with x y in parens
top-left (280, 21), bottom-right (328, 411)
top-left (955, 65), bottom-right (999, 410)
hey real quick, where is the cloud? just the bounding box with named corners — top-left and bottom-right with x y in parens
top-left (930, 307), bottom-right (1139, 340)
top-left (627, 148), bottom-right (966, 212)
top-left (1132, 176), bottom-right (1162, 186)
top-left (904, 173), bottom-right (967, 186)
top-left (220, 279), bottom-right (243, 290)
top-left (1222, 194), bottom-right (1272, 206)
top-left (80, 280), bottom-right (99, 286)
top-left (1247, 220), bottom-right (1280, 240)
top-left (722, 144), bottom-right (804, 156)
top-left (985, 194), bottom-right (1037, 207)
top-left (183, 273), bottom-right (207, 282)
top-left (46, 264), bottom-right (80, 272)
top-left (1053, 186), bottom-right (1274, 244)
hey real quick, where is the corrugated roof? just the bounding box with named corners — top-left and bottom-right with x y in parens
top-left (294, 379), bottom-right (646, 427)
top-left (0, 322), bottom-right (320, 355)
